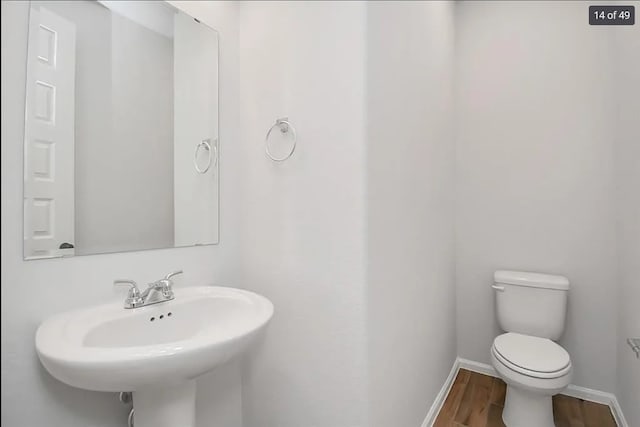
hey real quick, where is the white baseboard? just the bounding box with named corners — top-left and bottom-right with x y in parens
top-left (457, 357), bottom-right (497, 377)
top-left (563, 384), bottom-right (629, 427)
top-left (421, 357), bottom-right (629, 427)
top-left (609, 395), bottom-right (630, 427)
top-left (420, 358), bottom-right (460, 427)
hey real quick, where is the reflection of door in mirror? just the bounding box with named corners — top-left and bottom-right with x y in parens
top-left (24, 6), bottom-right (76, 260)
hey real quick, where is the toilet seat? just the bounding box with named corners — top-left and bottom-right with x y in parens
top-left (492, 333), bottom-right (571, 379)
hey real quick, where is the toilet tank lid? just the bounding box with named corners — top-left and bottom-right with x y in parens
top-left (494, 270), bottom-right (569, 290)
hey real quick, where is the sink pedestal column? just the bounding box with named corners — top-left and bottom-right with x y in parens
top-left (132, 380), bottom-right (196, 427)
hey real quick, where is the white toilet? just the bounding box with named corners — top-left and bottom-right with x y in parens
top-left (490, 270), bottom-right (572, 427)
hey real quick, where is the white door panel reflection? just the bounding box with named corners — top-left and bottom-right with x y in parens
top-left (24, 5), bottom-right (76, 259)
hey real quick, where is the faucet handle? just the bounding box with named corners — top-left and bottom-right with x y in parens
top-left (165, 270), bottom-right (183, 281)
top-left (161, 271), bottom-right (182, 298)
top-left (156, 278), bottom-right (175, 298)
top-left (114, 279), bottom-right (140, 293)
top-left (114, 279), bottom-right (144, 308)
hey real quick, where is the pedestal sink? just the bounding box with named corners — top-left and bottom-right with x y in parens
top-left (35, 286), bottom-right (273, 427)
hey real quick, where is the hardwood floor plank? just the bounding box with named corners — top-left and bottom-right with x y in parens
top-left (457, 368), bottom-right (472, 385)
top-left (453, 375), bottom-right (476, 424)
top-left (435, 371), bottom-right (617, 427)
top-left (486, 404), bottom-right (506, 427)
top-left (467, 373), bottom-right (493, 427)
top-left (433, 371), bottom-right (472, 427)
top-left (489, 378), bottom-right (506, 407)
top-left (433, 421), bottom-right (466, 427)
top-left (556, 395), bottom-right (586, 427)
top-left (454, 371), bottom-right (493, 426)
top-left (582, 400), bottom-right (617, 427)
top-left (553, 394), bottom-right (572, 427)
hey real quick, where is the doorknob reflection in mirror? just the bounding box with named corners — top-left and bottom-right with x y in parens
top-left (194, 139), bottom-right (216, 174)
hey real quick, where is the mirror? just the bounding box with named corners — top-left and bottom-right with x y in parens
top-left (22, 1), bottom-right (219, 260)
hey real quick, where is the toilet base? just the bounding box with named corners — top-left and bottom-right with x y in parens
top-left (503, 384), bottom-right (555, 427)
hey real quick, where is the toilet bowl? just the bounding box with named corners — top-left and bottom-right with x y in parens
top-left (491, 332), bottom-right (572, 427)
top-left (491, 270), bottom-right (571, 427)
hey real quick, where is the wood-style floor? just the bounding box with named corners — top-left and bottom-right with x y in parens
top-left (433, 369), bottom-right (617, 427)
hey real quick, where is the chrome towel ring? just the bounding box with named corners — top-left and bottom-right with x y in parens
top-left (194, 138), bottom-right (217, 174)
top-left (265, 117), bottom-right (296, 162)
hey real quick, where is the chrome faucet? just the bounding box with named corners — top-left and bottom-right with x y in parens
top-left (114, 271), bottom-right (183, 309)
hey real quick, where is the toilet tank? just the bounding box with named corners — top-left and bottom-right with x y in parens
top-left (493, 270), bottom-right (569, 340)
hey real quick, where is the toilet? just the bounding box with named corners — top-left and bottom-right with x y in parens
top-left (490, 270), bottom-right (572, 427)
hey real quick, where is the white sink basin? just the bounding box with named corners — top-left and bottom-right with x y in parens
top-left (36, 286), bottom-right (273, 427)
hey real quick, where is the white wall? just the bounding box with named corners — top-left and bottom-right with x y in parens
top-left (455, 1), bottom-right (618, 392)
top-left (612, 17), bottom-right (640, 427)
top-left (235, 4), bottom-right (457, 427)
top-left (235, 2), bottom-right (368, 426)
top-left (366, 2), bottom-right (456, 426)
top-left (1, 1), bottom-right (242, 426)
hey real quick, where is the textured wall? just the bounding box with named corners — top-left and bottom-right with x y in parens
top-left (367, 2), bottom-right (456, 426)
top-left (236, 3), bottom-right (368, 426)
top-left (612, 16), bottom-right (640, 427)
top-left (455, 1), bottom-right (618, 392)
